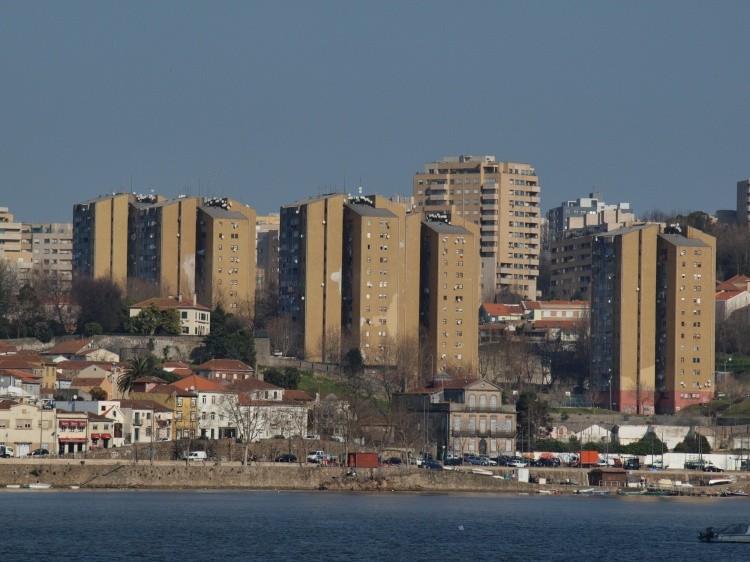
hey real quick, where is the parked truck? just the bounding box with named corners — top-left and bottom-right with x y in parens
top-left (577, 450), bottom-right (599, 468)
top-left (307, 450), bottom-right (327, 463)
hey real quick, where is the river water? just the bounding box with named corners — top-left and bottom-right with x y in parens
top-left (1, 490), bottom-right (746, 561)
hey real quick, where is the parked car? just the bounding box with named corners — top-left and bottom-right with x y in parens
top-left (534, 457), bottom-right (561, 468)
top-left (478, 455), bottom-right (497, 466)
top-left (623, 458), bottom-right (640, 470)
top-left (383, 457), bottom-right (402, 466)
top-left (444, 457), bottom-right (463, 466)
top-left (424, 460), bottom-right (443, 470)
top-left (28, 448), bottom-right (50, 457)
top-left (275, 454), bottom-right (297, 463)
top-left (702, 464), bottom-right (722, 472)
top-left (507, 457), bottom-right (529, 468)
top-left (0, 445), bottom-right (14, 458)
top-left (183, 451), bottom-right (208, 461)
top-left (467, 456), bottom-right (489, 466)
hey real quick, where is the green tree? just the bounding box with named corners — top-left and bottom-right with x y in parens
top-left (124, 305), bottom-right (182, 336)
top-left (74, 277), bottom-right (124, 333)
top-left (189, 306), bottom-right (255, 365)
top-left (84, 322), bottom-right (103, 336)
top-left (118, 355), bottom-right (159, 394)
top-left (622, 431), bottom-right (667, 456)
top-left (89, 387), bottom-right (107, 400)
top-left (263, 367), bottom-right (302, 389)
top-left (342, 348), bottom-right (364, 379)
top-left (674, 432), bottom-right (711, 454)
top-left (515, 392), bottom-right (552, 451)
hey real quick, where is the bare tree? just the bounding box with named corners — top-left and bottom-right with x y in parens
top-left (266, 316), bottom-right (302, 356)
top-left (220, 389), bottom-right (271, 467)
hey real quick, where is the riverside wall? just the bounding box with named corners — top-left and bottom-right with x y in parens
top-left (3, 461), bottom-right (750, 493)
top-left (0, 461), bottom-right (582, 492)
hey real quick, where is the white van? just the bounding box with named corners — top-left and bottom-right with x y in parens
top-left (184, 451), bottom-right (208, 461)
top-left (0, 445), bottom-right (14, 458)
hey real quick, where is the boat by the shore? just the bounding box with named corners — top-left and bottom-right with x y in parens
top-left (699, 523), bottom-right (750, 543)
top-left (575, 488), bottom-right (610, 496)
top-left (25, 483), bottom-right (52, 489)
top-left (721, 490), bottom-right (749, 497)
top-left (617, 489), bottom-right (672, 497)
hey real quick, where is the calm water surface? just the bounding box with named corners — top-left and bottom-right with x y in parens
top-left (1, 490), bottom-right (746, 561)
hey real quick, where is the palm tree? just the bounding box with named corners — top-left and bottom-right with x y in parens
top-left (118, 355), bottom-right (157, 394)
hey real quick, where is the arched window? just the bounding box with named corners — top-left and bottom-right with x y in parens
top-left (480, 395), bottom-right (487, 409)
top-left (490, 395), bottom-right (498, 408)
top-left (468, 394), bottom-right (476, 408)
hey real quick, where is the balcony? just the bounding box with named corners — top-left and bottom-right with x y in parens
top-left (451, 429), bottom-right (516, 439)
top-left (450, 404), bottom-right (516, 414)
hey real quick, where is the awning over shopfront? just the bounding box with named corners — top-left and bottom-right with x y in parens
top-left (58, 438), bottom-right (87, 443)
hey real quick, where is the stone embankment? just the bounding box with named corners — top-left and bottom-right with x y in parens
top-left (2, 460), bottom-right (749, 495)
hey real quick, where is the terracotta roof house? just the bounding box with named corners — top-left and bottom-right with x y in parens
top-left (43, 339), bottom-right (120, 363)
top-left (194, 359), bottom-right (255, 381)
top-left (479, 303), bottom-right (525, 324)
top-left (129, 296), bottom-right (211, 336)
top-left (716, 275), bottom-right (750, 321)
top-left (0, 343), bottom-right (17, 355)
top-left (44, 338), bottom-right (95, 357)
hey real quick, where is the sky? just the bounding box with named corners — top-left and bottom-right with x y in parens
top-left (2, 1), bottom-right (750, 223)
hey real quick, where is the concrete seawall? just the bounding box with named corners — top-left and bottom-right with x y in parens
top-left (0, 461), bottom-right (569, 492)
top-left (2, 461), bottom-right (747, 494)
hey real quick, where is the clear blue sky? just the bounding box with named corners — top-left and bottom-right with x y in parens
top-left (2, 1), bottom-right (749, 223)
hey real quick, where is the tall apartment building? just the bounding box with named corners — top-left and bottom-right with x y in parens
top-left (255, 215), bottom-right (280, 292)
top-left (549, 214), bottom-right (637, 300)
top-left (73, 193), bottom-right (153, 286)
top-left (73, 193), bottom-right (256, 312)
top-left (737, 179), bottom-right (750, 227)
top-left (413, 155), bottom-right (540, 300)
top-left (278, 195), bottom-right (479, 376)
top-left (0, 207), bottom-right (30, 269)
top-left (342, 196), bottom-right (421, 365)
top-left (0, 208), bottom-right (73, 283)
top-left (278, 194), bottom-right (347, 362)
top-left (547, 192), bottom-right (633, 240)
top-left (195, 198), bottom-right (256, 313)
top-left (128, 196), bottom-right (198, 298)
top-left (419, 212), bottom-right (480, 376)
top-left (24, 223), bottom-right (73, 282)
top-left (590, 224), bottom-right (715, 414)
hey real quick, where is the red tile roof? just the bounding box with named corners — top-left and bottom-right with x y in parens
top-left (171, 375), bottom-right (227, 393)
top-left (717, 275), bottom-right (750, 291)
top-left (0, 343), bottom-right (17, 354)
top-left (283, 389), bottom-right (314, 402)
top-left (481, 303), bottom-right (524, 317)
top-left (195, 359), bottom-right (254, 372)
top-left (716, 290), bottom-right (743, 302)
top-left (0, 358), bottom-right (41, 371)
top-left (46, 338), bottom-right (93, 355)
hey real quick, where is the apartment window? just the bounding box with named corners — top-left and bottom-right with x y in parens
top-left (177, 397), bottom-right (183, 407)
